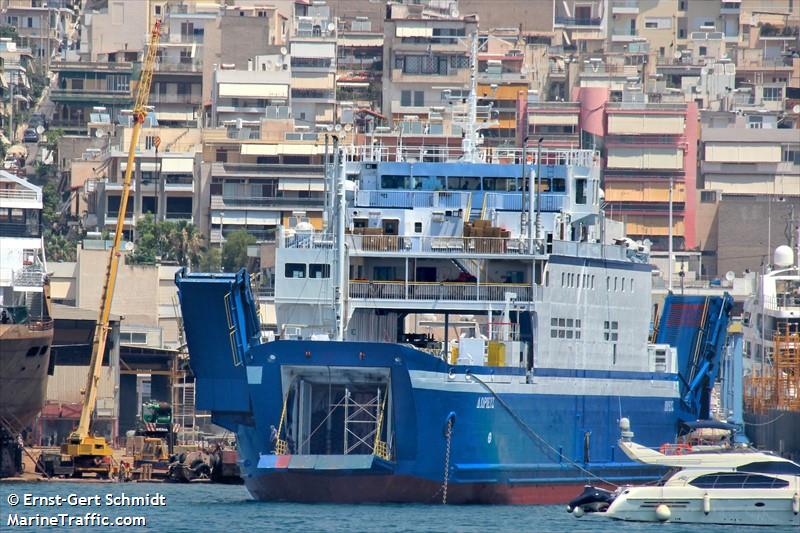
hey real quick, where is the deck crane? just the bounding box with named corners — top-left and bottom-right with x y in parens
top-left (61, 20), bottom-right (162, 478)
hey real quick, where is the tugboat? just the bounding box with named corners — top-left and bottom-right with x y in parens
top-left (0, 170), bottom-right (53, 477)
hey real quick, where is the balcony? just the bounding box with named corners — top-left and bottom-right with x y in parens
top-left (51, 88), bottom-right (132, 103)
top-left (164, 176), bottom-right (194, 192)
top-left (210, 194), bottom-right (323, 210)
top-left (348, 233), bottom-right (541, 256)
top-left (611, 31), bottom-right (640, 42)
top-left (153, 60), bottom-right (203, 73)
top-left (554, 16), bottom-right (602, 27)
top-left (211, 162), bottom-right (323, 178)
top-left (149, 92), bottom-right (199, 105)
top-left (165, 212), bottom-right (193, 221)
top-left (349, 280), bottom-right (537, 304)
top-left (611, 0), bottom-right (639, 14)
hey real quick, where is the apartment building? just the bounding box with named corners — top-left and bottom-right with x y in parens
top-left (0, 38), bottom-right (33, 137)
top-left (92, 126), bottom-right (201, 235)
top-left (382, 2), bottom-right (477, 125)
top-left (148, 2), bottom-right (214, 127)
top-left (603, 99), bottom-right (698, 252)
top-left (553, 0), bottom-right (606, 54)
top-left (210, 62), bottom-right (291, 128)
top-left (78, 0), bottom-right (150, 62)
top-left (201, 4), bottom-right (287, 105)
top-left (336, 15), bottom-right (383, 112)
top-left (50, 60), bottom-right (134, 134)
top-left (2, 2), bottom-right (70, 64)
top-left (199, 121), bottom-right (328, 244)
top-left (290, 2), bottom-right (337, 126)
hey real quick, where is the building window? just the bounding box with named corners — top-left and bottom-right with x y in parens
top-left (285, 263), bottom-right (306, 278)
top-left (119, 331), bottom-right (148, 344)
top-left (414, 222), bottom-right (422, 233)
top-left (700, 190), bottom-right (714, 203)
top-left (604, 321), bottom-right (619, 342)
top-left (748, 115), bottom-right (763, 129)
top-left (763, 87), bottom-right (782, 101)
top-left (699, 46), bottom-right (707, 56)
top-left (400, 90), bottom-right (411, 106)
top-left (154, 5), bottom-right (161, 15)
top-left (309, 264), bottom-right (330, 279)
top-left (215, 149), bottom-right (228, 162)
top-left (551, 317), bottom-right (581, 340)
top-left (414, 91), bottom-right (424, 107)
top-left (782, 145), bottom-right (800, 165)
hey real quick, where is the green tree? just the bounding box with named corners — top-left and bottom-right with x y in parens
top-left (198, 246), bottom-right (221, 272)
top-left (128, 214), bottom-right (209, 267)
top-left (221, 230), bottom-right (256, 272)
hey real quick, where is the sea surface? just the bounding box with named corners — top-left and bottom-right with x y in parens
top-left (0, 481), bottom-right (793, 532)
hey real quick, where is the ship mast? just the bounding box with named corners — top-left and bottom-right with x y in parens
top-left (334, 146), bottom-right (347, 341)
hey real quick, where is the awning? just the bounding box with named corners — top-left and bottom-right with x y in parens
top-left (337, 81), bottom-right (370, 88)
top-left (211, 211), bottom-right (280, 225)
top-left (120, 161), bottom-right (157, 171)
top-left (240, 144), bottom-right (324, 156)
top-left (160, 158), bottom-right (194, 173)
top-left (218, 83), bottom-right (288, 98)
top-left (278, 179), bottom-right (324, 191)
top-left (155, 111), bottom-right (195, 121)
top-left (396, 26), bottom-right (433, 38)
top-left (337, 37), bottom-right (383, 47)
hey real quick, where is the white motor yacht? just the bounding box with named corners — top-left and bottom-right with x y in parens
top-left (602, 438), bottom-right (800, 526)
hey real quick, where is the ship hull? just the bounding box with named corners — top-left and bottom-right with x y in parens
top-left (744, 409), bottom-right (800, 461)
top-left (0, 324), bottom-right (53, 427)
top-left (224, 340), bottom-right (675, 504)
top-left (244, 472), bottom-right (614, 504)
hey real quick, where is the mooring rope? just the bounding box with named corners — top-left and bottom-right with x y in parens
top-left (468, 372), bottom-right (619, 488)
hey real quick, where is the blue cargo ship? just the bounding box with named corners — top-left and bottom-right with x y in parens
top-left (176, 131), bottom-right (733, 502)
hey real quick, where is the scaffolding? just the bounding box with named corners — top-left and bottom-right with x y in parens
top-left (745, 323), bottom-right (800, 414)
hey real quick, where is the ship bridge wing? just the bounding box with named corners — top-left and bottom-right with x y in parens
top-left (175, 269), bottom-right (261, 420)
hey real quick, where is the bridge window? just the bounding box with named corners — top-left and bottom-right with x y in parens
top-left (575, 178), bottom-right (587, 204)
top-left (552, 178), bottom-right (566, 192)
top-left (483, 177), bottom-right (512, 191)
top-left (381, 175), bottom-right (408, 189)
top-left (448, 176), bottom-right (480, 191)
top-left (285, 263), bottom-right (306, 278)
top-left (689, 473), bottom-right (789, 489)
top-left (309, 264), bottom-right (330, 279)
top-left (738, 461), bottom-right (800, 476)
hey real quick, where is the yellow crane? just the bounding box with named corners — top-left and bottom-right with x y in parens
top-left (61, 20), bottom-right (162, 478)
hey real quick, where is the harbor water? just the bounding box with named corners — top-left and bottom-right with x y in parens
top-left (1, 482), bottom-right (796, 532)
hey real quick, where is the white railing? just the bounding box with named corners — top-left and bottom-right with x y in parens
top-left (349, 281), bottom-right (537, 302)
top-left (12, 265), bottom-right (46, 288)
top-left (0, 189), bottom-right (40, 201)
top-left (355, 190), bottom-right (470, 209)
top-left (347, 234), bottom-right (531, 255)
top-left (345, 145), bottom-right (599, 168)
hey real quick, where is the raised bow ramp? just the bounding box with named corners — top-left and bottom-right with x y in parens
top-left (174, 269), bottom-right (261, 426)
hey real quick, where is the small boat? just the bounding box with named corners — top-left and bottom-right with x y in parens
top-left (570, 419), bottom-right (800, 526)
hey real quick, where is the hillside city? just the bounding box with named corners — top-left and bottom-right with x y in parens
top-left (0, 0), bottom-right (799, 444)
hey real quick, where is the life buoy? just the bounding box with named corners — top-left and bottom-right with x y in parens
top-left (659, 443), bottom-right (693, 455)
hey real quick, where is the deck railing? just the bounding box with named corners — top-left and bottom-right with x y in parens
top-left (349, 281), bottom-right (536, 302)
top-left (347, 234), bottom-right (531, 255)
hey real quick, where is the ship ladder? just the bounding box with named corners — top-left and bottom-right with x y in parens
top-left (372, 387), bottom-right (390, 461)
top-left (273, 391), bottom-right (290, 456)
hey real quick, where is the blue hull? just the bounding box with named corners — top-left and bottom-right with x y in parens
top-left (174, 270), bottom-right (732, 504)
top-left (225, 341), bottom-right (675, 503)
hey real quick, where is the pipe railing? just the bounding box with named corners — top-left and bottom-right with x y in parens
top-left (349, 281), bottom-right (537, 302)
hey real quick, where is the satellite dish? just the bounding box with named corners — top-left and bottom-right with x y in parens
top-left (673, 51), bottom-right (682, 59)
top-left (344, 123), bottom-right (353, 132)
top-left (280, 46), bottom-right (288, 55)
top-left (124, 242), bottom-right (134, 251)
top-left (275, 58), bottom-right (283, 67)
top-left (327, 22), bottom-right (335, 32)
top-left (793, 104), bottom-right (800, 114)
top-left (334, 123), bottom-right (342, 132)
top-left (36, 125), bottom-right (45, 135)
top-left (94, 129), bottom-right (105, 138)
top-left (725, 271), bottom-right (735, 282)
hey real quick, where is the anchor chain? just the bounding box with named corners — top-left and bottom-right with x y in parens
top-left (442, 418), bottom-right (453, 505)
